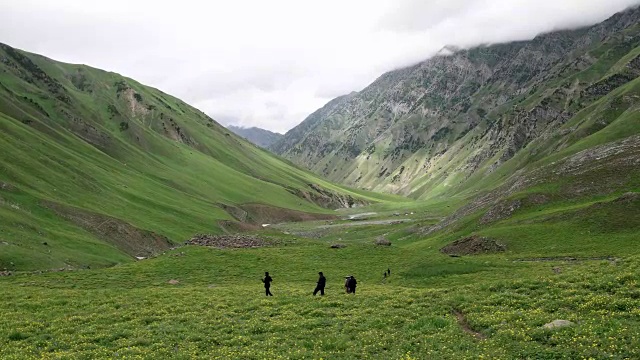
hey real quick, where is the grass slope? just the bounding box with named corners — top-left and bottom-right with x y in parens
top-left (0, 43), bottom-right (400, 271)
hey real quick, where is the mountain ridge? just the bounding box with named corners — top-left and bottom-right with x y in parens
top-left (271, 7), bottom-right (640, 200)
top-left (227, 125), bottom-right (282, 148)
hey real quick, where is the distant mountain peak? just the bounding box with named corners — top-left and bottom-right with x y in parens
top-left (227, 125), bottom-right (283, 149)
top-left (435, 45), bottom-right (461, 56)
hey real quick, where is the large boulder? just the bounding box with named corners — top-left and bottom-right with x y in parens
top-left (543, 319), bottom-right (575, 329)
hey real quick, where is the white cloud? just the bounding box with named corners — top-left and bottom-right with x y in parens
top-left (1, 0), bottom-right (638, 133)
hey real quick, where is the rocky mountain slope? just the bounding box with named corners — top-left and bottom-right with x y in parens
top-left (272, 7), bottom-right (640, 200)
top-left (0, 43), bottom-right (399, 270)
top-left (227, 125), bottom-right (282, 148)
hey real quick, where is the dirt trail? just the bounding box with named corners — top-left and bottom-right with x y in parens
top-left (452, 309), bottom-right (486, 340)
top-left (513, 256), bottom-right (618, 262)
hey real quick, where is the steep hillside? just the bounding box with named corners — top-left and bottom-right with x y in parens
top-left (227, 125), bottom-right (283, 148)
top-left (0, 43), bottom-right (404, 271)
top-left (272, 7), bottom-right (640, 200)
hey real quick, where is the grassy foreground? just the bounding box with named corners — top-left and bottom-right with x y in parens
top-left (1, 220), bottom-right (639, 359)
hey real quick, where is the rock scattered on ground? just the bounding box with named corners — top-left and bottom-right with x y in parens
top-left (375, 236), bottom-right (392, 246)
top-left (543, 319), bottom-right (575, 329)
top-left (186, 234), bottom-right (269, 248)
top-left (613, 192), bottom-right (639, 203)
top-left (0, 271), bottom-right (12, 276)
top-left (168, 279), bottom-right (180, 285)
top-left (441, 236), bottom-right (506, 256)
top-left (330, 244), bottom-right (347, 249)
top-left (0, 181), bottom-right (17, 191)
top-left (480, 199), bottom-right (522, 224)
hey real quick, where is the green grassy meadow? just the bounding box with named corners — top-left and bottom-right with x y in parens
top-left (2, 192), bottom-right (640, 359)
top-left (1, 243), bottom-right (639, 359)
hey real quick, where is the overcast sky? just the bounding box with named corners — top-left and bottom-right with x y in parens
top-left (1, 0), bottom-right (639, 133)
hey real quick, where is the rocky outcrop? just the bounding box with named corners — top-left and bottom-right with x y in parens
top-left (480, 199), bottom-right (522, 225)
top-left (374, 236), bottom-right (392, 246)
top-left (441, 236), bottom-right (506, 256)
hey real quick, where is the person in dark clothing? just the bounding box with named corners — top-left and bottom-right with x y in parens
top-left (387, 268), bottom-right (391, 276)
top-left (347, 275), bottom-right (357, 294)
top-left (313, 272), bottom-right (326, 296)
top-left (262, 272), bottom-right (273, 296)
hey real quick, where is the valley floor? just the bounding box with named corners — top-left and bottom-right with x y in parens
top-left (1, 215), bottom-right (639, 359)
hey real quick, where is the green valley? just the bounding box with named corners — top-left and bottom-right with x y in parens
top-left (1, 5), bottom-right (640, 360)
top-left (0, 43), bottom-right (399, 271)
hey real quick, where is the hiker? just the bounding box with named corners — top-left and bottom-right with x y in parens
top-left (344, 276), bottom-right (351, 294)
top-left (347, 275), bottom-right (357, 294)
top-left (387, 268), bottom-right (391, 276)
top-left (262, 271), bottom-right (273, 296)
top-left (313, 271), bottom-right (326, 296)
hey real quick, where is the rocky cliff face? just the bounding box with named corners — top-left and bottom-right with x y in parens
top-left (272, 7), bottom-right (640, 199)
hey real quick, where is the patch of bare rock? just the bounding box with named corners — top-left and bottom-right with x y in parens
top-left (543, 319), bottom-right (575, 329)
top-left (185, 234), bottom-right (270, 249)
top-left (374, 236), bottom-right (392, 246)
top-left (441, 236), bottom-right (506, 256)
top-left (613, 192), bottom-right (639, 203)
top-left (480, 199), bottom-right (522, 224)
top-left (0, 182), bottom-right (17, 191)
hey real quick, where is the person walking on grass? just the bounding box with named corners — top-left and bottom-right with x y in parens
top-left (262, 271), bottom-right (273, 296)
top-left (347, 275), bottom-right (357, 294)
top-left (313, 271), bottom-right (326, 296)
